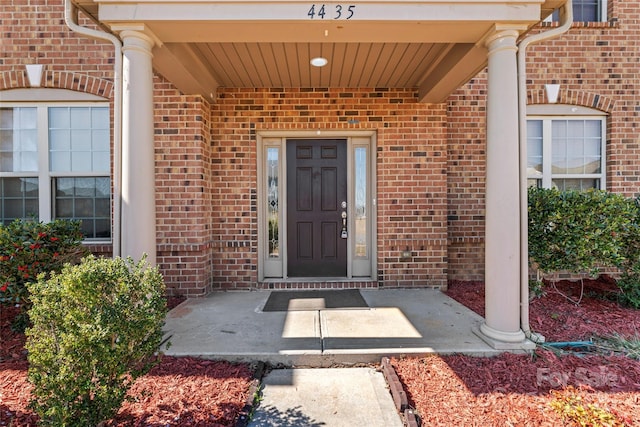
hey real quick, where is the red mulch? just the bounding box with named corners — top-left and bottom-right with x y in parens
top-left (3, 282), bottom-right (640, 426)
top-left (392, 278), bottom-right (640, 426)
top-left (1, 296), bottom-right (253, 427)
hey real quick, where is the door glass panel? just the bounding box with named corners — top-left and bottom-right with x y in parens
top-left (266, 147), bottom-right (279, 258)
top-left (354, 146), bottom-right (367, 258)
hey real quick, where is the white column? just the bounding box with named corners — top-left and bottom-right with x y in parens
top-left (479, 29), bottom-right (525, 344)
top-left (120, 30), bottom-right (157, 264)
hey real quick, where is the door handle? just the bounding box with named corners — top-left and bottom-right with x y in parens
top-left (341, 211), bottom-right (348, 239)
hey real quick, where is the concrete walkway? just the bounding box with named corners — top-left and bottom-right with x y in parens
top-left (162, 288), bottom-right (503, 366)
top-left (162, 289), bottom-right (532, 426)
top-left (248, 368), bottom-right (404, 427)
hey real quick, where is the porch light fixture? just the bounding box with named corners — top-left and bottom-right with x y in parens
top-left (310, 57), bottom-right (328, 67)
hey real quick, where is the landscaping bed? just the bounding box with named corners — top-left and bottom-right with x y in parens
top-left (2, 279), bottom-right (640, 426)
top-left (392, 279), bottom-right (640, 426)
top-left (1, 297), bottom-right (255, 427)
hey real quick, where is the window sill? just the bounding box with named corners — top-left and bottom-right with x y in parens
top-left (537, 20), bottom-right (619, 30)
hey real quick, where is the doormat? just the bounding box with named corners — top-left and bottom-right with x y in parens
top-left (263, 290), bottom-right (368, 312)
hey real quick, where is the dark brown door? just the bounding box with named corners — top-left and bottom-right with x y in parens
top-left (287, 139), bottom-right (347, 277)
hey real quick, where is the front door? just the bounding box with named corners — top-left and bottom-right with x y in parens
top-left (287, 139), bottom-right (347, 277)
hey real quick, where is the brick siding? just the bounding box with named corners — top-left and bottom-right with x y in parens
top-left (208, 88), bottom-right (449, 290)
top-left (2, 0), bottom-right (639, 295)
top-left (446, 1), bottom-right (640, 280)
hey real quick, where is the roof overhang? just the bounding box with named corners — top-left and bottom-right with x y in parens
top-left (72, 0), bottom-right (567, 103)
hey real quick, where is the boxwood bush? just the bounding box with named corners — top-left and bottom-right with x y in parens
top-left (26, 255), bottom-right (167, 426)
top-left (528, 187), bottom-right (640, 307)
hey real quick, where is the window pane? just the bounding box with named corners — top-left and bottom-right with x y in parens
top-left (70, 107), bottom-right (91, 129)
top-left (566, 140), bottom-right (585, 173)
top-left (0, 109), bottom-right (12, 128)
top-left (93, 129), bottom-right (110, 151)
top-left (55, 177), bottom-right (74, 197)
top-left (71, 151), bottom-right (93, 172)
top-left (584, 120), bottom-right (601, 136)
top-left (93, 151), bottom-right (110, 171)
top-left (552, 178), bottom-right (600, 191)
top-left (20, 151), bottom-right (38, 171)
top-left (50, 151), bottom-right (71, 172)
top-left (94, 219), bottom-right (111, 239)
top-left (74, 177), bottom-right (96, 197)
top-left (74, 198), bottom-right (94, 217)
top-left (49, 107), bottom-right (70, 128)
top-left (95, 177), bottom-right (110, 197)
top-left (0, 107), bottom-right (38, 172)
top-left (554, 0), bottom-right (601, 22)
top-left (71, 129), bottom-right (91, 150)
top-left (49, 107), bottom-right (110, 173)
top-left (530, 116), bottom-right (605, 191)
top-left (354, 146), bottom-right (368, 258)
top-left (575, 0), bottom-right (599, 22)
top-left (50, 129), bottom-right (71, 151)
top-left (552, 138), bottom-right (568, 174)
top-left (95, 197), bottom-right (110, 214)
top-left (0, 177), bottom-right (39, 224)
top-left (553, 119), bottom-right (602, 175)
top-left (55, 199), bottom-right (74, 217)
top-left (53, 177), bottom-right (111, 239)
top-left (527, 120), bottom-right (543, 176)
top-left (552, 120), bottom-right (567, 138)
top-left (527, 178), bottom-right (542, 188)
top-left (266, 147), bottom-right (279, 258)
top-left (0, 153), bottom-right (13, 171)
top-left (567, 120), bottom-right (585, 138)
top-left (92, 108), bottom-right (109, 126)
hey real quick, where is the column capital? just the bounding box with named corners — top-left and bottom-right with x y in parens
top-left (111, 23), bottom-right (162, 50)
top-left (482, 24), bottom-right (526, 51)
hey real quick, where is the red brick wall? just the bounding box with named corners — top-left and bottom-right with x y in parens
top-left (446, 75), bottom-right (488, 281)
top-left (209, 88), bottom-right (449, 289)
top-left (3, 0), bottom-right (640, 292)
top-left (446, 0), bottom-right (640, 280)
top-left (154, 77), bottom-right (215, 296)
top-left (1, 0), bottom-right (114, 89)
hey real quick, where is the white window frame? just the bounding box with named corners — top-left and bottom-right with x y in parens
top-left (527, 104), bottom-right (607, 191)
top-left (545, 0), bottom-right (608, 23)
top-left (0, 89), bottom-right (111, 241)
top-left (256, 130), bottom-right (377, 281)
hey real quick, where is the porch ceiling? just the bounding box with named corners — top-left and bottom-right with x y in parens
top-left (73, 0), bottom-right (567, 103)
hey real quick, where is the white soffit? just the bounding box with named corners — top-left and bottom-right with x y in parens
top-left (73, 0), bottom-right (563, 102)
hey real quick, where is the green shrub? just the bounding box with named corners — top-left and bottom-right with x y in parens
top-left (26, 255), bottom-right (167, 427)
top-left (528, 188), bottom-right (640, 304)
top-left (0, 219), bottom-right (87, 330)
top-left (528, 188), bottom-right (634, 276)
top-left (617, 273), bottom-right (640, 309)
top-left (616, 196), bottom-right (640, 308)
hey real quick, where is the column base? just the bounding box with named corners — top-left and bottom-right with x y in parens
top-left (473, 324), bottom-right (536, 351)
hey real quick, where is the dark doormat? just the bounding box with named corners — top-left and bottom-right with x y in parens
top-left (263, 289), bottom-right (368, 312)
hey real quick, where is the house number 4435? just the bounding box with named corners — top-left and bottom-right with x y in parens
top-left (307, 4), bottom-right (356, 19)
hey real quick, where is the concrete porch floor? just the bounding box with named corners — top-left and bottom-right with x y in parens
top-left (162, 288), bottom-right (509, 367)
